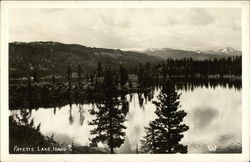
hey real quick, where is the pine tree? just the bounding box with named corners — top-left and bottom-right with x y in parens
top-left (140, 122), bottom-right (157, 153)
top-left (66, 66), bottom-right (73, 100)
top-left (141, 80), bottom-right (189, 153)
top-left (67, 66), bottom-right (72, 88)
top-left (97, 62), bottom-right (103, 78)
top-left (77, 65), bottom-right (83, 87)
top-left (89, 68), bottom-right (127, 153)
top-left (89, 96), bottom-right (126, 153)
top-left (119, 65), bottom-right (128, 89)
top-left (32, 67), bottom-right (39, 83)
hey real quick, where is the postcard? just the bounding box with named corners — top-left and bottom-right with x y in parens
top-left (1, 1), bottom-right (249, 162)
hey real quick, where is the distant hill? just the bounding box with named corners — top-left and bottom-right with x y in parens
top-left (9, 41), bottom-right (162, 78)
top-left (143, 47), bottom-right (241, 60)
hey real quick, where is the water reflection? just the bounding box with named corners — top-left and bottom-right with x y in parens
top-left (192, 108), bottom-right (219, 130)
top-left (9, 80), bottom-right (242, 154)
top-left (9, 78), bottom-right (241, 110)
top-left (173, 78), bottom-right (241, 92)
top-left (180, 86), bottom-right (242, 153)
top-left (69, 106), bottom-right (74, 125)
top-left (78, 104), bottom-right (85, 126)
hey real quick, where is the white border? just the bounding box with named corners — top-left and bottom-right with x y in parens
top-left (1, 1), bottom-right (249, 162)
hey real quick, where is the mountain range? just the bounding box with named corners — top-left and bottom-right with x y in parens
top-left (9, 41), bottom-right (241, 78)
top-left (142, 47), bottom-right (241, 60)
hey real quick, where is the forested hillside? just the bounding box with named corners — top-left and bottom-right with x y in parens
top-left (9, 41), bottom-right (161, 78)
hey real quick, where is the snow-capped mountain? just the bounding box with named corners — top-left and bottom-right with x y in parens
top-left (196, 47), bottom-right (241, 55)
top-left (195, 49), bottom-right (218, 55)
top-left (219, 47), bottom-right (240, 54)
top-left (144, 48), bottom-right (161, 52)
top-left (143, 47), bottom-right (241, 60)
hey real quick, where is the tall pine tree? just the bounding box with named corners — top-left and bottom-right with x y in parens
top-left (89, 68), bottom-right (126, 153)
top-left (141, 80), bottom-right (189, 153)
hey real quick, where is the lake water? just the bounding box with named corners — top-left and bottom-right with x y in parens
top-left (10, 84), bottom-right (242, 153)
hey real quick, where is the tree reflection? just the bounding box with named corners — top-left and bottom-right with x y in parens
top-left (136, 89), bottom-right (155, 109)
top-left (129, 94), bottom-right (133, 102)
top-left (78, 104), bottom-right (85, 126)
top-left (121, 95), bottom-right (129, 116)
top-left (9, 77), bottom-right (241, 110)
top-left (68, 100), bottom-right (74, 125)
top-left (141, 80), bottom-right (189, 153)
top-left (138, 92), bottom-right (144, 109)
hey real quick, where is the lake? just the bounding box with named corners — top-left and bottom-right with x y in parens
top-left (9, 83), bottom-right (242, 153)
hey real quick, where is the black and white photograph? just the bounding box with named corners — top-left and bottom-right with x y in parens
top-left (1, 1), bottom-right (250, 162)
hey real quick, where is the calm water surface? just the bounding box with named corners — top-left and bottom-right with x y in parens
top-left (10, 85), bottom-right (242, 153)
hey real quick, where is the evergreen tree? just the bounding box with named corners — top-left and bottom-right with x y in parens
top-left (89, 68), bottom-right (127, 153)
top-left (89, 96), bottom-right (126, 153)
top-left (67, 66), bottom-right (72, 97)
top-left (141, 80), bottom-right (189, 153)
top-left (97, 62), bottom-right (103, 77)
top-left (140, 122), bottom-right (157, 153)
top-left (119, 65), bottom-right (128, 89)
top-left (32, 67), bottom-right (39, 83)
top-left (67, 66), bottom-right (72, 86)
top-left (77, 65), bottom-right (83, 86)
top-left (52, 73), bottom-right (56, 84)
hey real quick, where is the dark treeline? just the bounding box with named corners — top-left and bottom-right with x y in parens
top-left (9, 55), bottom-right (242, 110)
top-left (10, 56), bottom-right (241, 85)
top-left (135, 56), bottom-right (241, 84)
top-left (160, 56), bottom-right (241, 77)
top-left (9, 62), bottom-right (135, 110)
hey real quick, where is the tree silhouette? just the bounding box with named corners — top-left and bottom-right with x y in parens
top-left (67, 66), bottom-right (72, 99)
top-left (140, 122), bottom-right (157, 153)
top-left (141, 80), bottom-right (189, 153)
top-left (32, 67), bottom-right (39, 83)
top-left (67, 66), bottom-right (72, 88)
top-left (89, 68), bottom-right (127, 153)
top-left (119, 65), bottom-right (128, 89)
top-left (97, 62), bottom-right (103, 78)
top-left (77, 65), bottom-right (83, 87)
top-left (89, 96), bottom-right (126, 153)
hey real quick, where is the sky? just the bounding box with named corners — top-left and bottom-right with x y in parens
top-left (9, 8), bottom-right (241, 51)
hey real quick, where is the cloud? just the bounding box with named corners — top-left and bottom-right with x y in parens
top-left (39, 8), bottom-right (65, 14)
top-left (187, 9), bottom-right (215, 25)
top-left (9, 8), bottom-right (241, 51)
